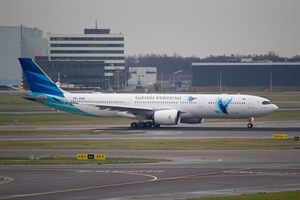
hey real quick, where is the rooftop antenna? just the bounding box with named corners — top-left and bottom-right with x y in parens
top-left (95, 20), bottom-right (97, 29)
top-left (56, 72), bottom-right (61, 87)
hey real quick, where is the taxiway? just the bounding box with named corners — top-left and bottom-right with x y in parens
top-left (0, 150), bottom-right (299, 200)
top-left (0, 121), bottom-right (299, 199)
top-left (0, 121), bottom-right (299, 140)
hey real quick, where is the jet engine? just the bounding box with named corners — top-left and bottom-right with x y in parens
top-left (154, 109), bottom-right (180, 125)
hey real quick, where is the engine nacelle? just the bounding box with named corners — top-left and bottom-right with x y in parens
top-left (154, 109), bottom-right (180, 125)
top-left (180, 118), bottom-right (204, 124)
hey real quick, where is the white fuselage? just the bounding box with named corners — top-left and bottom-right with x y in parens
top-left (63, 93), bottom-right (278, 120)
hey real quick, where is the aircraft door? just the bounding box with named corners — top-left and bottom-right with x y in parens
top-left (248, 97), bottom-right (254, 108)
top-left (197, 97), bottom-right (204, 108)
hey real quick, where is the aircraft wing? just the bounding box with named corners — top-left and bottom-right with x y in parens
top-left (91, 104), bottom-right (155, 116)
top-left (87, 103), bottom-right (187, 116)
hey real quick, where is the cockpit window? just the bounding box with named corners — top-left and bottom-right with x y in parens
top-left (262, 101), bottom-right (271, 105)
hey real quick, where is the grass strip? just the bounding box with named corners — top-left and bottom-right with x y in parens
top-left (188, 190), bottom-right (300, 200)
top-left (0, 139), bottom-right (299, 150)
top-left (0, 157), bottom-right (163, 165)
top-left (0, 130), bottom-right (144, 136)
top-left (249, 92), bottom-right (300, 101)
top-left (0, 94), bottom-right (49, 110)
top-left (0, 113), bottom-right (131, 125)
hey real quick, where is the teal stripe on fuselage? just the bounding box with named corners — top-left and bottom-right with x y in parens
top-left (33, 93), bottom-right (96, 117)
top-left (45, 95), bottom-right (95, 116)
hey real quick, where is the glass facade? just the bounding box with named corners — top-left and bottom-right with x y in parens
top-left (35, 60), bottom-right (106, 89)
top-left (50, 37), bottom-right (124, 41)
top-left (50, 44), bottom-right (124, 47)
top-left (50, 50), bottom-right (124, 54)
top-left (50, 56), bottom-right (124, 61)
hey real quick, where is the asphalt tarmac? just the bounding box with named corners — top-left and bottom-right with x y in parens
top-left (0, 150), bottom-right (299, 200)
top-left (0, 121), bottom-right (299, 140)
top-left (0, 121), bottom-right (299, 199)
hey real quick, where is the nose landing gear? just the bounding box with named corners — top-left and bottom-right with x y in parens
top-left (247, 117), bottom-right (254, 128)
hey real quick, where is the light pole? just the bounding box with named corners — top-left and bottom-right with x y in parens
top-left (219, 72), bottom-right (222, 92)
top-left (173, 70), bottom-right (183, 88)
top-left (115, 71), bottom-right (120, 91)
top-left (270, 71), bottom-right (273, 92)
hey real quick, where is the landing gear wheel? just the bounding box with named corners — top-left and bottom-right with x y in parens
top-left (130, 122), bottom-right (160, 129)
top-left (153, 123), bottom-right (161, 128)
top-left (145, 122), bottom-right (153, 128)
top-left (130, 122), bottom-right (138, 129)
top-left (247, 123), bottom-right (253, 128)
top-left (247, 117), bottom-right (254, 128)
top-left (138, 122), bottom-right (146, 129)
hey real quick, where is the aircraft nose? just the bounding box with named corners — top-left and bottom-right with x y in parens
top-left (272, 104), bottom-right (279, 112)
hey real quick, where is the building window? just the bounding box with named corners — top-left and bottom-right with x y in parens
top-left (50, 50), bottom-right (124, 54)
top-left (50, 37), bottom-right (124, 41)
top-left (50, 56), bottom-right (124, 61)
top-left (50, 43), bottom-right (124, 47)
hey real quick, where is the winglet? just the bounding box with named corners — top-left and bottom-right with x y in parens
top-left (18, 58), bottom-right (64, 97)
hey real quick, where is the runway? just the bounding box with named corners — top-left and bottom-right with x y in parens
top-left (0, 121), bottom-right (299, 140)
top-left (1, 121), bottom-right (299, 199)
top-left (0, 150), bottom-right (299, 200)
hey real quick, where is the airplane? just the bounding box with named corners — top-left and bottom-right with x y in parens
top-left (18, 58), bottom-right (278, 129)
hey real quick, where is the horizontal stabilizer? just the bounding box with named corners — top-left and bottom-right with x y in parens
top-left (22, 94), bottom-right (47, 103)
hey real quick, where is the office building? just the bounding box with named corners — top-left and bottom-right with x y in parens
top-left (0, 26), bottom-right (46, 86)
top-left (192, 62), bottom-right (300, 90)
top-left (35, 57), bottom-right (105, 89)
top-left (46, 28), bottom-right (124, 89)
top-left (128, 67), bottom-right (157, 89)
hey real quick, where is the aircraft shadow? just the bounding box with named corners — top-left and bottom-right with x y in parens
top-left (94, 126), bottom-right (300, 132)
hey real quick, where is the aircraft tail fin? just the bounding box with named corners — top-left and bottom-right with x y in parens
top-left (18, 58), bottom-right (64, 97)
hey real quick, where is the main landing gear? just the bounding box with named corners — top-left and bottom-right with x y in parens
top-left (247, 117), bottom-right (254, 128)
top-left (130, 121), bottom-right (160, 129)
